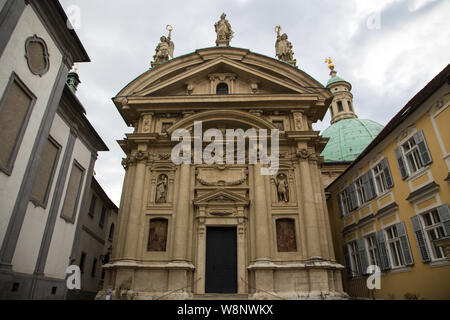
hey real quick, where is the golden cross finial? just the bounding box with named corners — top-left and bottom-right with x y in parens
top-left (325, 57), bottom-right (334, 71)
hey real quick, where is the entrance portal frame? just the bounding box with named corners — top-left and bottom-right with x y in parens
top-left (193, 191), bottom-right (249, 295)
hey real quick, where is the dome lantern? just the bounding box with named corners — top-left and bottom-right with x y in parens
top-left (325, 58), bottom-right (356, 124)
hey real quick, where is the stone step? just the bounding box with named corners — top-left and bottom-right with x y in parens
top-left (193, 293), bottom-right (250, 300)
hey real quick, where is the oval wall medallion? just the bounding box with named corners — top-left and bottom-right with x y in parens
top-left (25, 35), bottom-right (50, 76)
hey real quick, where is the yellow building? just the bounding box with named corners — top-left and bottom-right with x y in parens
top-left (326, 64), bottom-right (450, 300)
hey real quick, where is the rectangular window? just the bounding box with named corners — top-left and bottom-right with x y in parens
top-left (355, 177), bottom-right (367, 205)
top-left (99, 206), bottom-right (106, 228)
top-left (272, 120), bottom-right (285, 131)
top-left (421, 209), bottom-right (445, 260)
top-left (347, 101), bottom-right (353, 112)
top-left (30, 137), bottom-right (61, 207)
top-left (91, 258), bottom-right (97, 278)
top-left (60, 161), bottom-right (85, 223)
top-left (0, 73), bottom-right (36, 175)
top-left (337, 101), bottom-right (344, 112)
top-left (79, 252), bottom-right (86, 273)
top-left (373, 162), bottom-right (387, 194)
top-left (348, 241), bottom-right (360, 276)
top-left (402, 137), bottom-right (424, 174)
top-left (366, 234), bottom-right (379, 266)
top-left (386, 225), bottom-right (405, 267)
top-left (88, 194), bottom-right (97, 218)
top-left (340, 189), bottom-right (352, 216)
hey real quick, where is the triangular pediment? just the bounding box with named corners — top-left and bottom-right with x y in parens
top-left (121, 45), bottom-right (328, 97)
top-left (135, 56), bottom-right (313, 97)
top-left (193, 188), bottom-right (249, 206)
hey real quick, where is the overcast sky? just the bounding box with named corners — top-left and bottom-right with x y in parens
top-left (60, 0), bottom-right (450, 206)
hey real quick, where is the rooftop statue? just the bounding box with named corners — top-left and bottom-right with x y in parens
top-left (215, 13), bottom-right (234, 47)
top-left (151, 25), bottom-right (174, 68)
top-left (275, 26), bottom-right (296, 66)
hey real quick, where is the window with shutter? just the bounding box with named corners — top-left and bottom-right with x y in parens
top-left (395, 222), bottom-right (414, 266)
top-left (355, 177), bottom-right (367, 205)
top-left (348, 183), bottom-right (359, 211)
top-left (348, 241), bottom-right (361, 277)
top-left (365, 234), bottom-right (380, 267)
top-left (356, 238), bottom-right (369, 275)
top-left (436, 204), bottom-right (450, 236)
top-left (395, 147), bottom-right (409, 179)
top-left (381, 158), bottom-right (394, 188)
top-left (343, 245), bottom-right (352, 276)
top-left (411, 215), bottom-right (432, 262)
top-left (376, 230), bottom-right (391, 270)
top-left (413, 131), bottom-right (432, 166)
top-left (402, 136), bottom-right (427, 175)
top-left (419, 206), bottom-right (448, 260)
top-left (337, 193), bottom-right (344, 217)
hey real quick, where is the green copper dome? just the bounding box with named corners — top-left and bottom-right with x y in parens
top-left (321, 118), bottom-right (384, 162)
top-left (326, 76), bottom-right (351, 87)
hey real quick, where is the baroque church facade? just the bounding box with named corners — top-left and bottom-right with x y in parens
top-left (99, 16), bottom-right (347, 299)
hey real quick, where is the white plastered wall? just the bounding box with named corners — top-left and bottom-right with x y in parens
top-left (0, 5), bottom-right (63, 248)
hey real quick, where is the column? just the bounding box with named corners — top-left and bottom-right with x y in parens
top-left (253, 163), bottom-right (271, 261)
top-left (297, 149), bottom-right (322, 259)
top-left (123, 149), bottom-right (147, 259)
top-left (172, 163), bottom-right (191, 261)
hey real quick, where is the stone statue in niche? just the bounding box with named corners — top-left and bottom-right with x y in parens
top-left (275, 173), bottom-right (289, 202)
top-left (155, 174), bottom-right (168, 203)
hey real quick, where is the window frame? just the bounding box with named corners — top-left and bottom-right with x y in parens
top-left (88, 194), bottom-right (97, 218)
top-left (421, 209), bottom-right (445, 260)
top-left (365, 234), bottom-right (379, 267)
top-left (385, 225), bottom-right (405, 268)
top-left (402, 136), bottom-right (424, 175)
top-left (29, 135), bottom-right (62, 209)
top-left (347, 241), bottom-right (361, 277)
top-left (355, 176), bottom-right (367, 206)
top-left (372, 161), bottom-right (387, 195)
top-left (99, 206), bottom-right (107, 228)
top-left (60, 159), bottom-right (85, 224)
top-left (216, 82), bottom-right (229, 95)
top-left (0, 72), bottom-right (37, 176)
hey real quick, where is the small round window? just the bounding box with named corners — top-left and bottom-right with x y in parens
top-left (25, 35), bottom-right (49, 76)
top-left (216, 82), bottom-right (229, 95)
